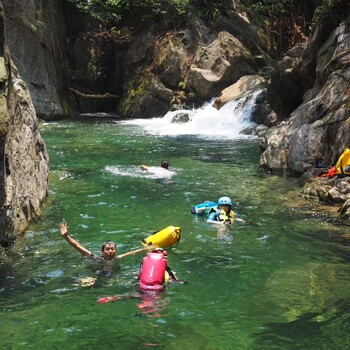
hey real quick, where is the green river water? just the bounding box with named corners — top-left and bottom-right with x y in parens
top-left (1, 110), bottom-right (350, 349)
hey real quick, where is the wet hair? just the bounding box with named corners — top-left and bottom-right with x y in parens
top-left (101, 241), bottom-right (116, 251)
top-left (160, 160), bottom-right (169, 169)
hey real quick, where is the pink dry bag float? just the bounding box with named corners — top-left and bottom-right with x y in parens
top-left (139, 249), bottom-right (167, 291)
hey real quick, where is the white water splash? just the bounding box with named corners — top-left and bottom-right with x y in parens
top-left (120, 90), bottom-right (262, 139)
top-left (104, 165), bottom-right (176, 179)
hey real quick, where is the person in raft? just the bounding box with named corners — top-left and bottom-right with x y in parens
top-left (207, 196), bottom-right (235, 224)
top-left (59, 221), bottom-right (116, 260)
top-left (140, 160), bottom-right (169, 171)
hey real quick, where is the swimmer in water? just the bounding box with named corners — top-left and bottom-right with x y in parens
top-left (60, 221), bottom-right (116, 260)
top-left (140, 160), bottom-right (169, 171)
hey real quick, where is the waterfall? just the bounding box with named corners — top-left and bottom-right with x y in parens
top-left (120, 90), bottom-right (262, 140)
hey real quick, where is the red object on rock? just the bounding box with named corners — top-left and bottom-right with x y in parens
top-left (328, 166), bottom-right (338, 177)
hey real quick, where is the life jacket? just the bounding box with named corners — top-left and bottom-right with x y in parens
top-left (217, 209), bottom-right (235, 224)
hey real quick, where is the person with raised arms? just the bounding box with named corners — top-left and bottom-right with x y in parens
top-left (59, 221), bottom-right (151, 261)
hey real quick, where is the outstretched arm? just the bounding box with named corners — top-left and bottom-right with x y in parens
top-left (59, 222), bottom-right (93, 257)
top-left (116, 246), bottom-right (153, 259)
top-left (235, 217), bottom-right (245, 223)
top-left (140, 165), bottom-right (149, 171)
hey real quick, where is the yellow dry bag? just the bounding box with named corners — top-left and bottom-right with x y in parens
top-left (142, 226), bottom-right (181, 248)
top-left (335, 148), bottom-right (350, 175)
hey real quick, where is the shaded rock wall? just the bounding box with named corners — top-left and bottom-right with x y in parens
top-left (2, 0), bottom-right (73, 119)
top-left (0, 46), bottom-right (49, 246)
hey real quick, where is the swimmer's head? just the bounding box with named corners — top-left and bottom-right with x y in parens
top-left (160, 160), bottom-right (169, 169)
top-left (101, 241), bottom-right (116, 260)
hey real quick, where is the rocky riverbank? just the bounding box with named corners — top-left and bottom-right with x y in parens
top-left (301, 174), bottom-right (350, 223)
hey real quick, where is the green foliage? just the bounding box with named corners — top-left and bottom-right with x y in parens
top-left (312, 0), bottom-right (350, 26)
top-left (68, 0), bottom-right (233, 23)
top-left (190, 0), bottom-right (233, 21)
top-left (242, 0), bottom-right (293, 18)
top-left (240, 0), bottom-right (311, 53)
top-left (69, 0), bottom-right (191, 22)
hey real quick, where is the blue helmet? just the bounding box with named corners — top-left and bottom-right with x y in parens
top-left (218, 196), bottom-right (232, 206)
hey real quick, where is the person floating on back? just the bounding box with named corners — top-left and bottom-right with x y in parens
top-left (207, 196), bottom-right (235, 224)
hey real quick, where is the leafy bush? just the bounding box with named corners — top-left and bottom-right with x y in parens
top-left (68, 0), bottom-right (233, 23)
top-left (68, 0), bottom-right (188, 22)
top-left (312, 0), bottom-right (350, 26)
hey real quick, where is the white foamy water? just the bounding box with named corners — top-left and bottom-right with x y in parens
top-left (120, 90), bottom-right (261, 139)
top-left (104, 165), bottom-right (176, 179)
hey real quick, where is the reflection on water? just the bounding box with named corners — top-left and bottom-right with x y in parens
top-left (0, 119), bottom-right (349, 349)
top-left (136, 290), bottom-right (168, 318)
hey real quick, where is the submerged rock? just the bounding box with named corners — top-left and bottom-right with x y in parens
top-left (171, 112), bottom-right (190, 124)
top-left (265, 263), bottom-right (349, 322)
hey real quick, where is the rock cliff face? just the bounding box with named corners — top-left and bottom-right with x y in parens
top-left (0, 46), bottom-right (49, 247)
top-left (259, 22), bottom-right (350, 221)
top-left (260, 24), bottom-right (350, 174)
top-left (2, 1), bottom-right (272, 119)
top-left (2, 0), bottom-right (73, 119)
top-left (117, 13), bottom-right (271, 118)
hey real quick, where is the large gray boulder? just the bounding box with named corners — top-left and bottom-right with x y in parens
top-left (187, 31), bottom-right (258, 99)
top-left (118, 15), bottom-right (271, 117)
top-left (266, 16), bottom-right (342, 122)
top-left (117, 71), bottom-right (174, 118)
top-left (212, 75), bottom-right (266, 109)
top-left (260, 24), bottom-right (350, 174)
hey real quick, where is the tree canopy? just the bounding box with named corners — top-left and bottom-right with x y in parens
top-left (68, 0), bottom-right (350, 54)
top-left (68, 0), bottom-right (233, 23)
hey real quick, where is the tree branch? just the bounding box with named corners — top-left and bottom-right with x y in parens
top-left (69, 87), bottom-right (119, 99)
